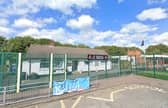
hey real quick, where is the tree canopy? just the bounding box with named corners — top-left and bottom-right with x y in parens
top-left (0, 36), bottom-right (167, 55)
top-left (146, 44), bottom-right (168, 54)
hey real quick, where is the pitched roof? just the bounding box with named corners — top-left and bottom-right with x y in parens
top-left (26, 44), bottom-right (108, 58)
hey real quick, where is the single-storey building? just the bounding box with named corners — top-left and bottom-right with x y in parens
top-left (22, 45), bottom-right (112, 75)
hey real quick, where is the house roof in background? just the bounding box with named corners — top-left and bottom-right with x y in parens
top-left (26, 44), bottom-right (108, 58)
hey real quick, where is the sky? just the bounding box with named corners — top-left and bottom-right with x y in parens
top-left (0, 0), bottom-right (168, 48)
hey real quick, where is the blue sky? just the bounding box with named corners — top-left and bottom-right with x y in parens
top-left (0, 0), bottom-right (168, 48)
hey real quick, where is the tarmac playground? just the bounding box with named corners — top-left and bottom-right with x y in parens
top-left (4, 75), bottom-right (168, 108)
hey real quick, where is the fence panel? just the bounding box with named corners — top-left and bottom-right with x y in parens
top-left (106, 56), bottom-right (120, 77)
top-left (0, 52), bottom-right (18, 92)
top-left (21, 54), bottom-right (50, 91)
top-left (53, 54), bottom-right (65, 81)
top-left (66, 55), bottom-right (89, 80)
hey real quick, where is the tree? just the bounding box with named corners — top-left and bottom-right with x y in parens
top-left (35, 38), bottom-right (53, 45)
top-left (0, 36), bottom-right (6, 51)
top-left (3, 36), bottom-right (35, 52)
top-left (76, 44), bottom-right (90, 48)
top-left (95, 46), bottom-right (143, 55)
top-left (95, 46), bottom-right (127, 55)
top-left (146, 44), bottom-right (168, 54)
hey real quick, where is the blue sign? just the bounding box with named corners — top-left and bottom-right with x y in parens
top-left (53, 77), bottom-right (90, 96)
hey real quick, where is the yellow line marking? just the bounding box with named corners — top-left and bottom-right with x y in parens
top-left (71, 96), bottom-right (82, 108)
top-left (60, 100), bottom-right (65, 108)
top-left (87, 96), bottom-right (113, 102)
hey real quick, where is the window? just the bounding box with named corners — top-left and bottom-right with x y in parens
top-left (40, 59), bottom-right (49, 68)
top-left (53, 61), bottom-right (63, 69)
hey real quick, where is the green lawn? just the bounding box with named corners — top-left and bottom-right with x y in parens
top-left (138, 71), bottom-right (168, 80)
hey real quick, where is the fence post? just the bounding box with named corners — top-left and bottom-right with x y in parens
top-left (3, 87), bottom-right (6, 105)
top-left (105, 60), bottom-right (107, 78)
top-left (135, 55), bottom-right (137, 74)
top-left (153, 54), bottom-right (156, 78)
top-left (49, 53), bottom-right (53, 89)
top-left (88, 60), bottom-right (90, 76)
top-left (29, 57), bottom-right (31, 76)
top-left (16, 53), bottom-right (22, 93)
top-left (119, 56), bottom-right (121, 76)
top-left (130, 56), bottom-right (133, 74)
top-left (64, 54), bottom-right (67, 80)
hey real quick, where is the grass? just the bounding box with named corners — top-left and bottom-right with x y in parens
top-left (138, 71), bottom-right (168, 80)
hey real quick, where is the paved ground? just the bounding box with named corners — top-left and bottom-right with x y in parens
top-left (25, 84), bottom-right (168, 108)
top-left (3, 75), bottom-right (168, 108)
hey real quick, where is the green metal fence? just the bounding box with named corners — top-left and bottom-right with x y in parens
top-left (0, 52), bottom-right (18, 87)
top-left (0, 52), bottom-right (168, 93)
top-left (137, 54), bottom-right (168, 79)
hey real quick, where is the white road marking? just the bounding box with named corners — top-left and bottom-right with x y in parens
top-left (113, 88), bottom-right (126, 93)
top-left (58, 84), bottom-right (166, 108)
top-left (71, 96), bottom-right (82, 108)
top-left (87, 96), bottom-right (113, 102)
top-left (60, 100), bottom-right (65, 108)
top-left (87, 84), bottom-right (167, 103)
top-left (110, 92), bottom-right (114, 102)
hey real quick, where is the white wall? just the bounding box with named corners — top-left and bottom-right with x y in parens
top-left (77, 60), bottom-right (112, 72)
top-left (23, 60), bottom-right (112, 75)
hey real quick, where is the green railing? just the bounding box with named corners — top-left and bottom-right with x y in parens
top-left (0, 52), bottom-right (168, 93)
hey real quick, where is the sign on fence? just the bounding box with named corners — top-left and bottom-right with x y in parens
top-left (53, 77), bottom-right (90, 96)
top-left (87, 54), bottom-right (108, 60)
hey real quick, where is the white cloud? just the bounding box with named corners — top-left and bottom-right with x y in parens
top-left (137, 8), bottom-right (168, 21)
top-left (152, 32), bottom-right (168, 45)
top-left (0, 0), bottom-right (97, 16)
top-left (17, 27), bottom-right (75, 44)
top-left (17, 21), bottom-right (159, 47)
top-left (42, 0), bottom-right (97, 15)
top-left (120, 22), bottom-right (157, 33)
top-left (0, 26), bottom-right (14, 36)
top-left (0, 18), bottom-right (9, 26)
top-left (66, 15), bottom-right (95, 30)
top-left (13, 18), bottom-right (41, 28)
top-left (18, 28), bottom-right (40, 36)
top-left (147, 0), bottom-right (167, 4)
top-left (13, 17), bottom-right (56, 28)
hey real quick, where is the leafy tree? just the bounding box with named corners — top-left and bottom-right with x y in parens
top-left (3, 36), bottom-right (35, 52)
top-left (35, 38), bottom-right (53, 45)
top-left (0, 36), bottom-right (6, 51)
top-left (95, 46), bottom-right (143, 55)
top-left (76, 44), bottom-right (90, 48)
top-left (146, 44), bottom-right (168, 54)
top-left (95, 46), bottom-right (127, 55)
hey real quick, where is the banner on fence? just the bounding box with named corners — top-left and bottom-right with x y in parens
top-left (53, 77), bottom-right (90, 96)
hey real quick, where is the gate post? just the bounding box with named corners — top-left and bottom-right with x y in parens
top-left (119, 56), bottom-right (121, 76)
top-left (105, 60), bottom-right (107, 78)
top-left (153, 54), bottom-right (156, 78)
top-left (88, 60), bottom-right (90, 76)
top-left (49, 53), bottom-right (53, 88)
top-left (64, 54), bottom-right (67, 80)
top-left (16, 53), bottom-right (22, 93)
